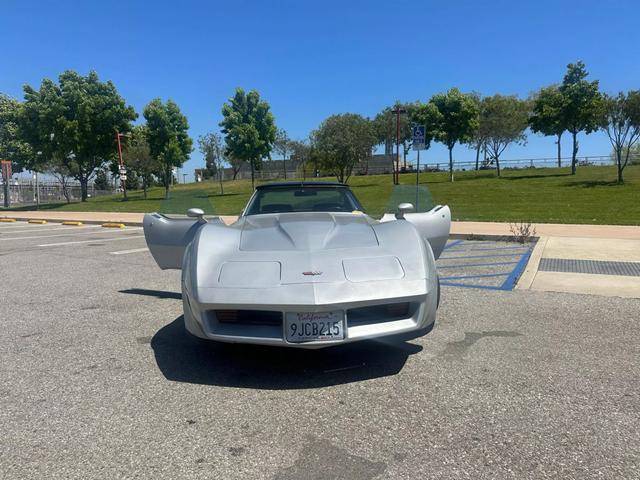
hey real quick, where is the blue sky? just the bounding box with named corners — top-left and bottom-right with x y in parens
top-left (2, 0), bottom-right (640, 180)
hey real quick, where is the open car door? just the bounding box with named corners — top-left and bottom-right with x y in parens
top-left (380, 205), bottom-right (451, 260)
top-left (143, 213), bottom-right (218, 269)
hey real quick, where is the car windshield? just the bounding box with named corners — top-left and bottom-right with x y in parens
top-left (244, 185), bottom-right (363, 215)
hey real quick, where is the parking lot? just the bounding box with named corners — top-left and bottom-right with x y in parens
top-left (1, 221), bottom-right (639, 479)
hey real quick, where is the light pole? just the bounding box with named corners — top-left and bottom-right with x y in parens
top-left (116, 132), bottom-right (129, 200)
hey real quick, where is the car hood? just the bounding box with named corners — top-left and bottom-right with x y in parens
top-left (239, 212), bottom-right (379, 252)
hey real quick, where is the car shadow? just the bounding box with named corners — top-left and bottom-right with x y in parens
top-left (150, 316), bottom-right (422, 390)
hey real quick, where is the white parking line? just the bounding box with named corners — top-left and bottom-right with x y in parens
top-left (109, 247), bottom-right (149, 255)
top-left (0, 225), bottom-right (101, 234)
top-left (38, 235), bottom-right (145, 247)
top-left (0, 227), bottom-right (142, 242)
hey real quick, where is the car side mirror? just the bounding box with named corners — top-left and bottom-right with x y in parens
top-left (395, 203), bottom-right (414, 220)
top-left (187, 208), bottom-right (206, 223)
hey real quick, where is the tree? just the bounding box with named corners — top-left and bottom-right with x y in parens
top-left (289, 139), bottom-right (319, 180)
top-left (122, 126), bottom-right (158, 199)
top-left (197, 132), bottom-right (226, 195)
top-left (273, 128), bottom-right (292, 179)
top-left (428, 88), bottom-right (479, 182)
top-left (0, 94), bottom-right (33, 172)
top-left (602, 91), bottom-right (640, 184)
top-left (93, 168), bottom-right (109, 190)
top-left (312, 113), bottom-right (376, 183)
top-left (20, 70), bottom-right (136, 201)
top-left (529, 85), bottom-right (566, 167)
top-left (143, 99), bottom-right (192, 199)
top-left (0, 94), bottom-right (34, 206)
top-left (480, 95), bottom-right (530, 177)
top-left (219, 88), bottom-right (276, 190)
top-left (464, 93), bottom-right (486, 171)
top-left (559, 61), bottom-right (604, 175)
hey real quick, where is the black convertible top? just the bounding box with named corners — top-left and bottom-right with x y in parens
top-left (256, 181), bottom-right (347, 190)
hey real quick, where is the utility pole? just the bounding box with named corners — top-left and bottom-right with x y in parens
top-left (391, 106), bottom-right (406, 185)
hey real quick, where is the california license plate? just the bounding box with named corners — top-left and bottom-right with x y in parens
top-left (285, 311), bottom-right (344, 342)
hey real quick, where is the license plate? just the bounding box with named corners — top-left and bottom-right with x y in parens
top-left (285, 311), bottom-right (344, 343)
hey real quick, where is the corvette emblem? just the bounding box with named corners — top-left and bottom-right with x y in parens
top-left (302, 271), bottom-right (323, 276)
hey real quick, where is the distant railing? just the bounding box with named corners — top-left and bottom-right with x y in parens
top-left (0, 181), bottom-right (114, 207)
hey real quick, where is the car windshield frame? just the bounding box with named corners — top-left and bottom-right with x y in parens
top-left (243, 185), bottom-right (365, 216)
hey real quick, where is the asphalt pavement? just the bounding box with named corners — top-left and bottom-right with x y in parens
top-left (1, 222), bottom-right (638, 479)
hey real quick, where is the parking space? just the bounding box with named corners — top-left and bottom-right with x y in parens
top-left (437, 239), bottom-right (532, 290)
top-left (1, 228), bottom-right (639, 479)
top-left (0, 220), bottom-right (146, 251)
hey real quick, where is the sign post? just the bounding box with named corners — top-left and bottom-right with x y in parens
top-left (411, 126), bottom-right (426, 210)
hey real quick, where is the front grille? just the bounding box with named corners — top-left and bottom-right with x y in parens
top-left (347, 302), bottom-right (411, 326)
top-left (214, 310), bottom-right (283, 326)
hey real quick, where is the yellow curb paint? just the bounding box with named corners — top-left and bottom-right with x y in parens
top-left (62, 221), bottom-right (83, 226)
top-left (102, 223), bottom-right (126, 229)
top-left (28, 219), bottom-right (48, 224)
top-left (0, 218), bottom-right (17, 222)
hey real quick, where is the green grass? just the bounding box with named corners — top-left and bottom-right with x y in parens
top-left (5, 165), bottom-right (640, 225)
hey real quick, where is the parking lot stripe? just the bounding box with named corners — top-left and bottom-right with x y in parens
top-left (443, 239), bottom-right (464, 250)
top-left (440, 281), bottom-right (503, 290)
top-left (0, 227), bottom-right (142, 242)
top-left (437, 261), bottom-right (520, 269)
top-left (440, 272), bottom-right (510, 281)
top-left (109, 247), bottom-right (149, 255)
top-left (0, 225), bottom-right (100, 234)
top-left (439, 252), bottom-right (527, 260)
top-left (469, 245), bottom-right (530, 252)
top-left (499, 248), bottom-right (533, 290)
top-left (38, 235), bottom-right (145, 247)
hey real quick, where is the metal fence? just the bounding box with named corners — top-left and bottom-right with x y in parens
top-left (0, 181), bottom-right (114, 207)
top-left (220, 154), bottom-right (637, 181)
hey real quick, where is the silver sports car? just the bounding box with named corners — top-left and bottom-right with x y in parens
top-left (144, 182), bottom-right (451, 348)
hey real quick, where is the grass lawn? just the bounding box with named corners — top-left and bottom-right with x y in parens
top-left (5, 165), bottom-right (640, 225)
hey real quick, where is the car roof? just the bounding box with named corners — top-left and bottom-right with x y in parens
top-left (255, 181), bottom-right (347, 190)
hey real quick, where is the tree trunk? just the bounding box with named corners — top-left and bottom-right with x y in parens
top-left (283, 154), bottom-right (287, 180)
top-left (616, 147), bottom-right (624, 184)
top-left (165, 166), bottom-right (170, 199)
top-left (403, 144), bottom-right (407, 170)
top-left (219, 171), bottom-right (224, 195)
top-left (571, 131), bottom-right (578, 175)
top-left (80, 175), bottom-right (88, 202)
top-left (250, 159), bottom-right (255, 190)
top-left (556, 132), bottom-right (562, 168)
top-left (475, 142), bottom-right (481, 170)
top-left (2, 176), bottom-right (9, 208)
top-left (496, 155), bottom-right (501, 177)
top-left (448, 147), bottom-right (454, 182)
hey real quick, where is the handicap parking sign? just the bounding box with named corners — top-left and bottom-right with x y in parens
top-left (412, 125), bottom-right (426, 150)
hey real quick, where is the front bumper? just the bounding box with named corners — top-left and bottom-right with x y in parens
top-left (182, 280), bottom-right (438, 349)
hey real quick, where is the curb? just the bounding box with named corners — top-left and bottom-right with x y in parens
top-left (2, 217), bottom-right (143, 227)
